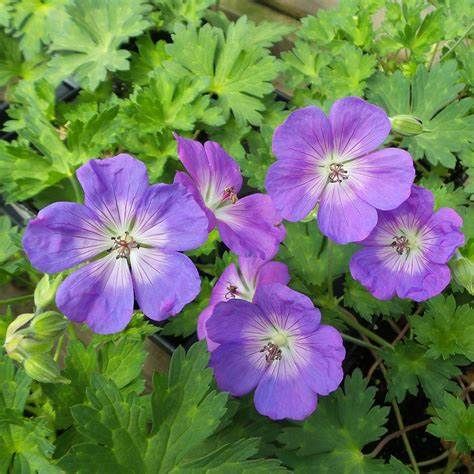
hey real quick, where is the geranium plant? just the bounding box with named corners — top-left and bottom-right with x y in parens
top-left (0, 0), bottom-right (473, 472)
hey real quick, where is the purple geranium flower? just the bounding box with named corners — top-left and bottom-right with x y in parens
top-left (23, 154), bottom-right (208, 334)
top-left (207, 284), bottom-right (345, 420)
top-left (198, 256), bottom-right (290, 350)
top-left (174, 134), bottom-right (285, 259)
top-left (265, 97), bottom-right (416, 244)
top-left (350, 185), bottom-right (464, 301)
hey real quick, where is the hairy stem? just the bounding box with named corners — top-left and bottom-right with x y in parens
top-left (68, 174), bottom-right (82, 203)
top-left (369, 419), bottom-right (430, 457)
top-left (53, 334), bottom-right (65, 363)
top-left (341, 333), bottom-right (382, 352)
top-left (439, 23), bottom-right (473, 62)
top-left (335, 306), bottom-right (393, 350)
top-left (326, 238), bottom-right (334, 299)
top-left (417, 451), bottom-right (450, 468)
top-left (0, 294), bottom-right (34, 305)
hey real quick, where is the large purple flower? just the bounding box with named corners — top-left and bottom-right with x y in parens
top-left (23, 154), bottom-right (209, 334)
top-left (198, 256), bottom-right (290, 350)
top-left (207, 284), bottom-right (345, 420)
top-left (174, 134), bottom-right (285, 260)
top-left (350, 185), bottom-right (464, 301)
top-left (265, 97), bottom-right (416, 244)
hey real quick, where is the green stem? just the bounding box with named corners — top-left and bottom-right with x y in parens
top-left (68, 174), bottom-right (82, 203)
top-left (417, 451), bottom-right (449, 468)
top-left (391, 399), bottom-right (419, 473)
top-left (54, 334), bottom-right (65, 363)
top-left (443, 454), bottom-right (459, 474)
top-left (439, 23), bottom-right (473, 62)
top-left (335, 306), bottom-right (394, 350)
top-left (428, 42), bottom-right (440, 70)
top-left (0, 294), bottom-right (34, 305)
top-left (341, 333), bottom-right (382, 352)
top-left (326, 238), bottom-right (334, 299)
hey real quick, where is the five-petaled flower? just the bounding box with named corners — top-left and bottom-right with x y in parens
top-left (174, 134), bottom-right (285, 260)
top-left (198, 256), bottom-right (290, 350)
top-left (265, 97), bottom-right (416, 244)
top-left (207, 284), bottom-right (345, 420)
top-left (350, 185), bottom-right (464, 301)
top-left (23, 154), bottom-right (209, 334)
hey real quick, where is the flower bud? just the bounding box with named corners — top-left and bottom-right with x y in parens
top-left (31, 311), bottom-right (68, 339)
top-left (390, 114), bottom-right (424, 136)
top-left (34, 273), bottom-right (64, 311)
top-left (450, 255), bottom-right (474, 295)
top-left (24, 353), bottom-right (69, 384)
top-left (5, 313), bottom-right (35, 340)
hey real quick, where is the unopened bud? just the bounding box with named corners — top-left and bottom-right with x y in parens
top-left (31, 311), bottom-right (67, 338)
top-left (450, 255), bottom-right (474, 295)
top-left (34, 274), bottom-right (64, 311)
top-left (24, 353), bottom-right (69, 384)
top-left (5, 313), bottom-right (35, 340)
top-left (390, 115), bottom-right (424, 136)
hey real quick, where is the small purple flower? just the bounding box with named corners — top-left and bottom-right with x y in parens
top-left (265, 97), bottom-right (416, 244)
top-left (23, 154), bottom-right (208, 334)
top-left (198, 256), bottom-right (290, 350)
top-left (207, 284), bottom-right (345, 420)
top-left (174, 134), bottom-right (285, 260)
top-left (350, 185), bottom-right (464, 301)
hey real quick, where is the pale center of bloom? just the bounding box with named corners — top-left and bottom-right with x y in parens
top-left (109, 231), bottom-right (140, 259)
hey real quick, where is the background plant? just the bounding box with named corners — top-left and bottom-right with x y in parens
top-left (0, 0), bottom-right (473, 471)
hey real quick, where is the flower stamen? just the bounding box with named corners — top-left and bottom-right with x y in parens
top-left (224, 282), bottom-right (239, 300)
top-left (260, 342), bottom-right (282, 364)
top-left (110, 231), bottom-right (139, 259)
top-left (222, 186), bottom-right (238, 204)
top-left (328, 163), bottom-right (349, 183)
top-left (391, 235), bottom-right (410, 255)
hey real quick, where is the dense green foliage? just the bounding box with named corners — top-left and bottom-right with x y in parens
top-left (0, 0), bottom-right (472, 472)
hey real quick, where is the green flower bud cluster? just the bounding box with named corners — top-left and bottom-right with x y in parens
top-left (4, 311), bottom-right (69, 384)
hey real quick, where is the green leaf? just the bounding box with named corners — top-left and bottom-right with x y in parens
top-left (427, 393), bottom-right (474, 453)
top-left (124, 68), bottom-right (224, 134)
top-left (419, 174), bottom-right (469, 210)
top-left (0, 29), bottom-right (47, 88)
top-left (367, 61), bottom-right (473, 168)
top-left (59, 342), bottom-right (283, 472)
top-left (344, 276), bottom-right (413, 322)
top-left (378, 2), bottom-right (444, 63)
top-left (9, 0), bottom-right (70, 59)
top-left (382, 341), bottom-right (462, 406)
top-left (411, 295), bottom-right (474, 360)
top-left (118, 35), bottom-right (169, 86)
top-left (166, 17), bottom-right (290, 125)
top-left (153, 0), bottom-right (217, 31)
top-left (48, 0), bottom-right (152, 90)
top-left (278, 222), bottom-right (355, 289)
top-left (0, 351), bottom-right (60, 472)
top-left (161, 278), bottom-right (212, 338)
top-left (278, 369), bottom-right (393, 473)
top-left (43, 327), bottom-right (148, 429)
